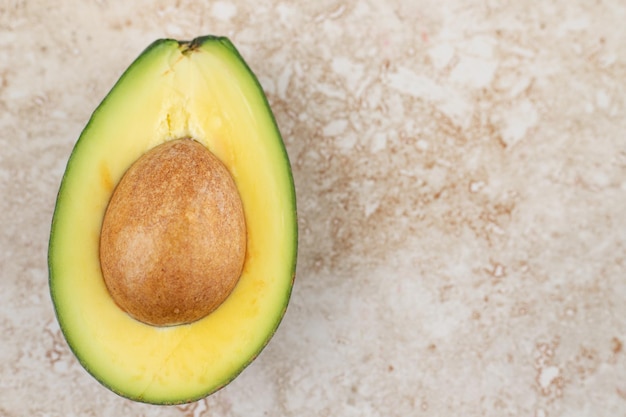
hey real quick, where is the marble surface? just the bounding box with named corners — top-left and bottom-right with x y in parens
top-left (1, 0), bottom-right (625, 416)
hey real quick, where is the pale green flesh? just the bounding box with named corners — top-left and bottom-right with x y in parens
top-left (48, 37), bottom-right (297, 404)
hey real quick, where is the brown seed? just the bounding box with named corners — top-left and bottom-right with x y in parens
top-left (99, 138), bottom-right (246, 326)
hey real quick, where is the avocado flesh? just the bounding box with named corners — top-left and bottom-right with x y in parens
top-left (48, 36), bottom-right (297, 404)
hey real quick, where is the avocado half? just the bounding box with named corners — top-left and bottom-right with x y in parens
top-left (48, 36), bottom-right (297, 404)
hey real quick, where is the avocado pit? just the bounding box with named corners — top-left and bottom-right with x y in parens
top-left (99, 138), bottom-right (246, 326)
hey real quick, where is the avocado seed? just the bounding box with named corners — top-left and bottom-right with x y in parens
top-left (99, 138), bottom-right (246, 326)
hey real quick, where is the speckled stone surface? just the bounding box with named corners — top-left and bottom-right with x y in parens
top-left (1, 1), bottom-right (625, 416)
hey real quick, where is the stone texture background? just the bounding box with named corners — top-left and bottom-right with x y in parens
top-left (0, 0), bottom-right (625, 416)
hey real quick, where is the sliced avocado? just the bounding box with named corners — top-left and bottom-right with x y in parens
top-left (48, 36), bottom-right (297, 405)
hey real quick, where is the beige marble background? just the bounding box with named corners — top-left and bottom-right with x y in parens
top-left (1, 0), bottom-right (625, 416)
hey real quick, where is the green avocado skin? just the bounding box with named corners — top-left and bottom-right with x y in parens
top-left (48, 35), bottom-right (297, 405)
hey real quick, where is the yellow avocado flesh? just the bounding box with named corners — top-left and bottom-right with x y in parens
top-left (48, 37), bottom-right (297, 404)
